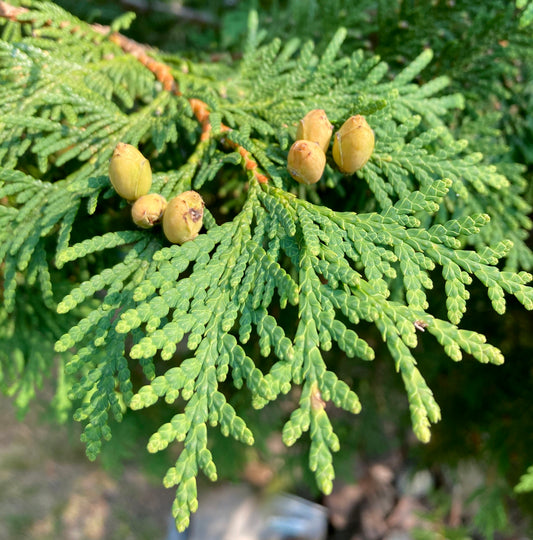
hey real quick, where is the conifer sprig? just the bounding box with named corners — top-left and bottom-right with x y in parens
top-left (1, 1), bottom-right (532, 532)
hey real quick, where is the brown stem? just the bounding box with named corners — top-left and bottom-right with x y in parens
top-left (119, 0), bottom-right (218, 26)
top-left (0, 0), bottom-right (269, 184)
top-left (0, 1), bottom-right (180, 94)
top-left (0, 1), bottom-right (28, 19)
top-left (108, 32), bottom-right (178, 94)
top-left (188, 100), bottom-right (269, 184)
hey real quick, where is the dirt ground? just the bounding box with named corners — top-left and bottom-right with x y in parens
top-left (0, 394), bottom-right (172, 540)
top-left (2, 391), bottom-right (532, 540)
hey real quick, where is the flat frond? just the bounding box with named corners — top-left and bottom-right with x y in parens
top-left (1, 4), bottom-right (532, 531)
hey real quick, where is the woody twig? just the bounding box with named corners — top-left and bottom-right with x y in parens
top-left (189, 99), bottom-right (268, 184)
top-left (0, 0), bottom-right (269, 184)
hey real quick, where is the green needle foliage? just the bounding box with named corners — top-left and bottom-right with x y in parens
top-left (1, 1), bottom-right (532, 532)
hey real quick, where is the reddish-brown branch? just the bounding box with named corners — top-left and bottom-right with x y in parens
top-left (0, 1), bottom-right (27, 20)
top-left (0, 0), bottom-right (269, 184)
top-left (119, 0), bottom-right (218, 26)
top-left (188, 99), bottom-right (269, 184)
top-left (0, 1), bottom-right (180, 94)
top-left (108, 32), bottom-right (178, 94)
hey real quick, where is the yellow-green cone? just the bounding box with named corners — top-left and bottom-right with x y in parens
top-left (287, 140), bottom-right (326, 185)
top-left (163, 191), bottom-right (205, 244)
top-left (332, 115), bottom-right (375, 174)
top-left (108, 142), bottom-right (152, 201)
top-left (296, 109), bottom-right (333, 153)
top-left (131, 193), bottom-right (167, 229)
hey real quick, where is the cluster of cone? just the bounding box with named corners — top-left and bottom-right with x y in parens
top-left (108, 142), bottom-right (204, 244)
top-left (287, 110), bottom-right (375, 185)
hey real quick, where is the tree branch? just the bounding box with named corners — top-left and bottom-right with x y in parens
top-left (0, 0), bottom-right (268, 184)
top-left (119, 0), bottom-right (218, 26)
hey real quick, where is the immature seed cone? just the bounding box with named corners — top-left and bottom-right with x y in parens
top-left (287, 140), bottom-right (326, 185)
top-left (108, 142), bottom-right (152, 201)
top-left (163, 191), bottom-right (204, 244)
top-left (332, 115), bottom-right (375, 174)
top-left (296, 109), bottom-right (333, 152)
top-left (131, 193), bottom-right (167, 229)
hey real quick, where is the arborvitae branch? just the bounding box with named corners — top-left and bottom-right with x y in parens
top-left (1, 1), bottom-right (532, 532)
